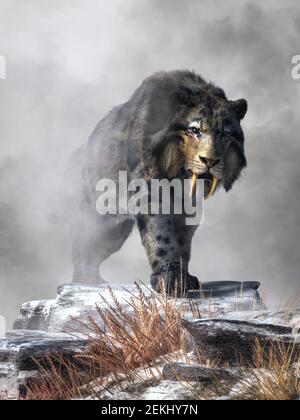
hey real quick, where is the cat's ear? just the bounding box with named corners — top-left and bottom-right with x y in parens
top-left (230, 98), bottom-right (248, 121)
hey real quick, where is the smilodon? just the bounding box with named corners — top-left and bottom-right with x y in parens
top-left (63, 70), bottom-right (248, 295)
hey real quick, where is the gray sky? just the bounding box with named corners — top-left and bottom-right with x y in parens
top-left (0, 0), bottom-right (300, 326)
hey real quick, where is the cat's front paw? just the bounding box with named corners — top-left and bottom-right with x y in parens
top-left (150, 270), bottom-right (200, 297)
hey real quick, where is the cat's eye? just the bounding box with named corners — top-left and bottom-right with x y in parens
top-left (189, 127), bottom-right (203, 137)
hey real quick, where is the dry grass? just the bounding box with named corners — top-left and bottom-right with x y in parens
top-left (229, 340), bottom-right (300, 401)
top-left (195, 341), bottom-right (300, 401)
top-left (25, 283), bottom-right (189, 400)
top-left (87, 283), bottom-right (186, 368)
top-left (23, 355), bottom-right (88, 400)
top-left (24, 283), bottom-right (300, 401)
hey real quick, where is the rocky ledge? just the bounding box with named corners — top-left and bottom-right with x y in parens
top-left (13, 281), bottom-right (265, 334)
top-left (0, 330), bottom-right (88, 399)
top-left (1, 281), bottom-right (299, 399)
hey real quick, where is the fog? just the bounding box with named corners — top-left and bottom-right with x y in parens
top-left (0, 0), bottom-right (300, 326)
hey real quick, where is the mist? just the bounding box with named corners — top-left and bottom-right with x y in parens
top-left (0, 0), bottom-right (300, 326)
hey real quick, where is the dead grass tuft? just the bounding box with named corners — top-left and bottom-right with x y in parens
top-left (24, 283), bottom-right (300, 401)
top-left (25, 283), bottom-right (189, 400)
top-left (230, 340), bottom-right (300, 400)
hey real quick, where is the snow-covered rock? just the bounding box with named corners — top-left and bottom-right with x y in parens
top-left (183, 318), bottom-right (300, 366)
top-left (93, 379), bottom-right (200, 401)
top-left (3, 280), bottom-right (299, 399)
top-left (0, 330), bottom-right (88, 399)
top-left (13, 281), bottom-right (265, 334)
top-left (13, 283), bottom-right (153, 334)
top-left (163, 363), bottom-right (242, 383)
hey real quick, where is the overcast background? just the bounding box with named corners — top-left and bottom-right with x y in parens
top-left (0, 0), bottom-right (300, 326)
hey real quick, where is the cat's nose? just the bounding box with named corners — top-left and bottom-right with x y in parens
top-left (199, 156), bottom-right (221, 169)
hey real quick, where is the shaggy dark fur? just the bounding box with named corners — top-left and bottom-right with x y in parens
top-left (63, 70), bottom-right (248, 295)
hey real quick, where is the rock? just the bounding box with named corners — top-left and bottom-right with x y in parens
top-left (3, 281), bottom-right (300, 399)
top-left (163, 363), bottom-right (242, 383)
top-left (0, 330), bottom-right (88, 399)
top-left (0, 362), bottom-right (18, 400)
top-left (180, 281), bottom-right (266, 320)
top-left (89, 378), bottom-right (201, 401)
top-left (182, 318), bottom-right (300, 367)
top-left (188, 281), bottom-right (261, 299)
top-left (1, 281), bottom-right (273, 398)
top-left (120, 380), bottom-right (199, 400)
top-left (13, 283), bottom-right (153, 334)
top-left (13, 300), bottom-right (53, 331)
top-left (13, 281), bottom-right (266, 334)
